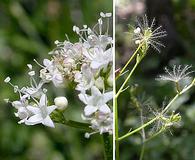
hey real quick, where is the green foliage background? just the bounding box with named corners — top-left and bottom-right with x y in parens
top-left (116, 0), bottom-right (195, 160)
top-left (0, 0), bottom-right (112, 160)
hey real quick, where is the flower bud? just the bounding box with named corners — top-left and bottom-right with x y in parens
top-left (135, 40), bottom-right (141, 44)
top-left (107, 75), bottom-right (113, 87)
top-left (12, 101), bottom-right (23, 109)
top-left (134, 27), bottom-right (141, 34)
top-left (95, 77), bottom-right (104, 89)
top-left (54, 96), bottom-right (68, 110)
top-left (84, 132), bottom-right (90, 138)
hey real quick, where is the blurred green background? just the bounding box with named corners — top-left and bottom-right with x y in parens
top-left (0, 0), bottom-right (112, 160)
top-left (116, 0), bottom-right (195, 160)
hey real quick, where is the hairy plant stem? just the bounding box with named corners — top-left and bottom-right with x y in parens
top-left (118, 78), bottom-right (195, 141)
top-left (102, 133), bottom-right (113, 160)
top-left (116, 44), bottom-right (142, 80)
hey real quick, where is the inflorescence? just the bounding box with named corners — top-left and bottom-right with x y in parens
top-left (4, 12), bottom-right (113, 137)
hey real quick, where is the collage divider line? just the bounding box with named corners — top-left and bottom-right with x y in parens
top-left (113, 0), bottom-right (116, 159)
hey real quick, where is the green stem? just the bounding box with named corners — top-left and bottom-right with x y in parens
top-left (102, 133), bottom-right (113, 160)
top-left (116, 44), bottom-right (142, 80)
top-left (118, 78), bottom-right (195, 141)
top-left (115, 97), bottom-right (120, 160)
top-left (52, 111), bottom-right (92, 132)
top-left (175, 82), bottom-right (181, 93)
top-left (60, 119), bottom-right (92, 132)
top-left (161, 94), bottom-right (179, 114)
top-left (139, 110), bottom-right (146, 160)
top-left (162, 78), bottom-right (195, 114)
top-left (139, 143), bottom-right (145, 160)
top-left (116, 61), bottom-right (139, 98)
top-left (118, 116), bottom-right (158, 141)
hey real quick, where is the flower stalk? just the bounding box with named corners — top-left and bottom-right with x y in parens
top-left (102, 133), bottom-right (113, 160)
top-left (51, 110), bottom-right (92, 132)
top-left (115, 96), bottom-right (119, 160)
top-left (116, 43), bottom-right (142, 80)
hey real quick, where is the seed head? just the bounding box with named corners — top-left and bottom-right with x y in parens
top-left (157, 65), bottom-right (194, 83)
top-left (133, 15), bottom-right (167, 52)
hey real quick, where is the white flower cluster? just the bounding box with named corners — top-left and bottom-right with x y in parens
top-left (4, 12), bottom-right (113, 136)
top-left (4, 72), bottom-right (58, 128)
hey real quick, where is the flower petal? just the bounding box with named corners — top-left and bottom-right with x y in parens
top-left (103, 91), bottom-right (113, 103)
top-left (78, 93), bottom-right (89, 104)
top-left (40, 94), bottom-right (47, 107)
top-left (43, 59), bottom-right (52, 67)
top-left (91, 86), bottom-right (102, 97)
top-left (47, 105), bottom-right (57, 114)
top-left (25, 114), bottom-right (42, 125)
top-left (12, 101), bottom-right (23, 109)
top-left (99, 104), bottom-right (111, 114)
top-left (91, 61), bottom-right (102, 69)
top-left (27, 106), bottom-right (40, 114)
top-left (84, 105), bottom-right (97, 116)
top-left (42, 116), bottom-right (55, 128)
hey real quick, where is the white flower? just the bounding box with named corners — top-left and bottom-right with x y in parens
top-left (90, 112), bottom-right (113, 134)
top-left (51, 71), bottom-right (64, 87)
top-left (12, 100), bottom-right (28, 109)
top-left (40, 68), bottom-right (52, 82)
top-left (83, 47), bottom-right (112, 69)
top-left (74, 14), bottom-right (112, 50)
top-left (54, 96), bottom-right (68, 110)
top-left (85, 35), bottom-right (112, 50)
top-left (21, 81), bottom-right (45, 99)
top-left (40, 59), bottom-right (64, 87)
top-left (15, 107), bottom-right (30, 124)
top-left (25, 94), bottom-right (57, 128)
top-left (5, 12), bottom-right (113, 134)
top-left (12, 100), bottom-right (31, 124)
top-left (78, 86), bottom-right (113, 116)
top-left (157, 65), bottom-right (194, 83)
top-left (83, 111), bottom-right (113, 135)
top-left (75, 64), bottom-right (95, 92)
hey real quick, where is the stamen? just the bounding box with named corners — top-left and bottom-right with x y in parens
top-left (33, 59), bottom-right (45, 68)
